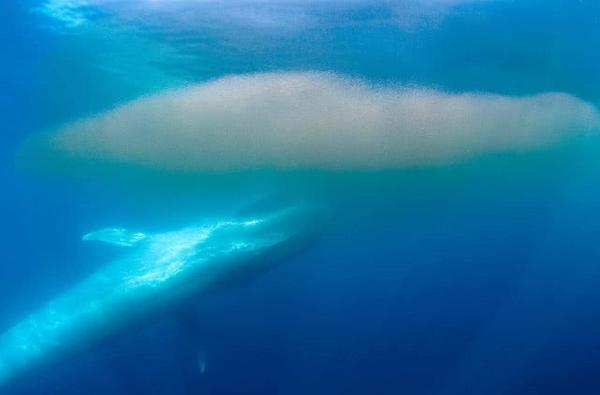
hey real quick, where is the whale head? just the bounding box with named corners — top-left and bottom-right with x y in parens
top-left (80, 205), bottom-right (316, 298)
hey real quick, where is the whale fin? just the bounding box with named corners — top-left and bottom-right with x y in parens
top-left (197, 350), bottom-right (207, 375)
top-left (82, 228), bottom-right (147, 247)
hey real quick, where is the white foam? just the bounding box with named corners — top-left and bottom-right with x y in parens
top-left (36, 72), bottom-right (600, 171)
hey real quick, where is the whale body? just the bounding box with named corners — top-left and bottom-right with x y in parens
top-left (0, 206), bottom-right (312, 388)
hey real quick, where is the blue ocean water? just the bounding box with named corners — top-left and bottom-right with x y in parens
top-left (2, 1), bottom-right (600, 394)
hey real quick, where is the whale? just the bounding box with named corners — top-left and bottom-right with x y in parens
top-left (0, 205), bottom-right (314, 388)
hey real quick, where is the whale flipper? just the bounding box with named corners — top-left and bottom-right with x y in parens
top-left (82, 227), bottom-right (147, 247)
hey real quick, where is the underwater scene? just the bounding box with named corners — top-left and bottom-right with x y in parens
top-left (2, 1), bottom-right (600, 394)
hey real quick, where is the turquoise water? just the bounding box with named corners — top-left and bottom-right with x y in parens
top-left (2, 1), bottom-right (600, 393)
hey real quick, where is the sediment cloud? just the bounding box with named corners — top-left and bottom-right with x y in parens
top-left (23, 72), bottom-right (600, 172)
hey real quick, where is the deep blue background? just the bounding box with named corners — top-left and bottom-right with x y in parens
top-left (2, 1), bottom-right (600, 394)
